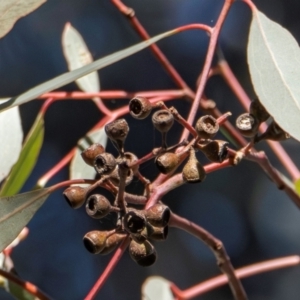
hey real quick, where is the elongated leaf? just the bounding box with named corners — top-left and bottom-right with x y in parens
top-left (0, 29), bottom-right (175, 112)
top-left (0, 0), bottom-right (46, 39)
top-left (62, 22), bottom-right (100, 93)
top-left (0, 114), bottom-right (44, 197)
top-left (142, 277), bottom-right (173, 300)
top-left (70, 128), bottom-right (107, 186)
top-left (248, 10), bottom-right (300, 141)
top-left (0, 100), bottom-right (23, 182)
top-left (295, 178), bottom-right (300, 196)
top-left (8, 281), bottom-right (35, 300)
top-left (0, 188), bottom-right (50, 252)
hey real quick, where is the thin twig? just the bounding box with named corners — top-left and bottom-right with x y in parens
top-left (84, 236), bottom-right (130, 300)
top-left (181, 0), bottom-right (235, 141)
top-left (111, 0), bottom-right (210, 94)
top-left (171, 255), bottom-right (300, 299)
top-left (40, 90), bottom-right (186, 100)
top-left (169, 212), bottom-right (248, 300)
top-left (245, 150), bottom-right (300, 208)
top-left (0, 269), bottom-right (51, 300)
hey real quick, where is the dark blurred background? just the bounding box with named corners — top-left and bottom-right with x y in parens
top-left (1, 0), bottom-right (300, 299)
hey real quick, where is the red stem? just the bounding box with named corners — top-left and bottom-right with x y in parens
top-left (111, 0), bottom-right (210, 94)
top-left (39, 90), bottom-right (186, 100)
top-left (169, 213), bottom-right (247, 300)
top-left (0, 269), bottom-right (51, 300)
top-left (84, 236), bottom-right (130, 300)
top-left (172, 255), bottom-right (300, 299)
top-left (181, 0), bottom-right (234, 141)
top-left (147, 159), bottom-right (233, 208)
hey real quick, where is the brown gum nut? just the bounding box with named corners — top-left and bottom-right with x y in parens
top-left (129, 97), bottom-right (152, 119)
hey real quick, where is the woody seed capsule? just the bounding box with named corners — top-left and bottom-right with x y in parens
top-left (152, 110), bottom-right (174, 133)
top-left (105, 119), bottom-right (129, 154)
top-left (83, 231), bottom-right (110, 254)
top-left (124, 210), bottom-right (147, 234)
top-left (85, 194), bottom-right (112, 219)
top-left (129, 97), bottom-right (152, 119)
top-left (182, 148), bottom-right (206, 183)
top-left (195, 115), bottom-right (219, 139)
top-left (99, 233), bottom-right (127, 255)
top-left (250, 98), bottom-right (270, 123)
top-left (236, 113), bottom-right (259, 137)
top-left (94, 152), bottom-right (116, 175)
top-left (145, 203), bottom-right (171, 227)
top-left (155, 152), bottom-right (179, 174)
top-left (63, 186), bottom-right (88, 209)
top-left (198, 140), bottom-right (229, 163)
top-left (129, 239), bottom-right (157, 267)
top-left (81, 143), bottom-right (105, 166)
top-left (255, 120), bottom-right (290, 143)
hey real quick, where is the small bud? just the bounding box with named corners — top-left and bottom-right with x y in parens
top-left (83, 231), bottom-right (110, 254)
top-left (155, 152), bottom-right (179, 174)
top-left (86, 194), bottom-right (112, 219)
top-left (129, 239), bottom-right (157, 267)
top-left (198, 140), bottom-right (229, 163)
top-left (255, 120), bottom-right (290, 143)
top-left (236, 113), bottom-right (259, 137)
top-left (105, 119), bottom-right (129, 154)
top-left (149, 225), bottom-right (168, 241)
top-left (182, 148), bottom-right (206, 183)
top-left (195, 115), bottom-right (219, 139)
top-left (100, 233), bottom-right (127, 255)
top-left (94, 152), bottom-right (116, 175)
top-left (152, 110), bottom-right (174, 133)
top-left (129, 97), bottom-right (152, 119)
top-left (250, 98), bottom-right (270, 123)
top-left (81, 143), bottom-right (105, 166)
top-left (63, 186), bottom-right (88, 209)
top-left (145, 204), bottom-right (170, 227)
top-left (124, 210), bottom-right (147, 234)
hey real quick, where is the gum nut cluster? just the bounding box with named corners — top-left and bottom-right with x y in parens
top-left (235, 98), bottom-right (290, 142)
top-left (62, 96), bottom-right (233, 266)
top-left (63, 97), bottom-right (173, 267)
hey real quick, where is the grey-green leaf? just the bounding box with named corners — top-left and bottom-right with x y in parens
top-left (0, 188), bottom-right (50, 252)
top-left (248, 10), bottom-right (300, 141)
top-left (142, 276), bottom-right (173, 300)
top-left (62, 22), bottom-right (100, 93)
top-left (0, 101), bottom-right (23, 182)
top-left (70, 128), bottom-right (107, 186)
top-left (0, 113), bottom-right (44, 197)
top-left (0, 0), bottom-right (46, 39)
top-left (0, 29), bottom-right (175, 112)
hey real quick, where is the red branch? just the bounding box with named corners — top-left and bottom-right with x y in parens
top-left (171, 255), bottom-right (300, 299)
top-left (0, 268), bottom-right (50, 300)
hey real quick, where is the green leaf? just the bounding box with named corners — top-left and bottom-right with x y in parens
top-left (0, 29), bottom-right (175, 112)
top-left (0, 188), bottom-right (50, 252)
top-left (0, 0), bottom-right (46, 39)
top-left (0, 102), bottom-right (23, 182)
top-left (0, 114), bottom-right (44, 197)
top-left (248, 9), bottom-right (300, 141)
top-left (70, 128), bottom-right (107, 187)
top-left (294, 178), bottom-right (300, 196)
top-left (8, 281), bottom-right (35, 300)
